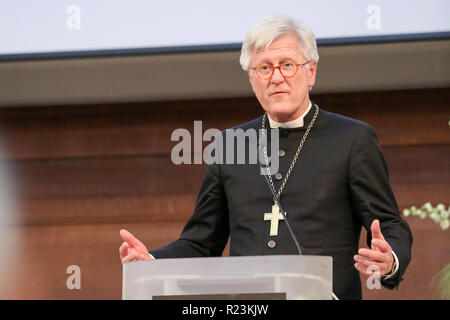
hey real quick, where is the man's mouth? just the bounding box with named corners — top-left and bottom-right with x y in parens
top-left (270, 91), bottom-right (288, 96)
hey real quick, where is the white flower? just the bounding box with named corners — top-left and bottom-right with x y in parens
top-left (430, 212), bottom-right (441, 223)
top-left (440, 219), bottom-right (450, 230)
top-left (403, 203), bottom-right (450, 231)
top-left (423, 202), bottom-right (433, 212)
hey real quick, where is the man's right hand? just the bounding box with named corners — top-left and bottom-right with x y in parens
top-left (119, 229), bottom-right (153, 264)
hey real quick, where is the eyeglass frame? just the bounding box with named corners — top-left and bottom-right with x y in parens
top-left (251, 60), bottom-right (311, 80)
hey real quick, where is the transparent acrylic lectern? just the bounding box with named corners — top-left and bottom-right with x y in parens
top-left (122, 255), bottom-right (333, 300)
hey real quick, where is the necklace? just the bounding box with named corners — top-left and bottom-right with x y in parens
top-left (261, 104), bottom-right (319, 236)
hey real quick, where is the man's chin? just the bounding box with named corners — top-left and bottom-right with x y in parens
top-left (267, 107), bottom-right (296, 122)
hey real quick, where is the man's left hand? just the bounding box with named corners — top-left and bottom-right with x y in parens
top-left (354, 219), bottom-right (394, 277)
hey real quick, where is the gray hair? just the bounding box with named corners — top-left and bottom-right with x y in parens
top-left (239, 15), bottom-right (319, 71)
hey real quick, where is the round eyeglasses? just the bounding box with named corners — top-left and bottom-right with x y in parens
top-left (251, 61), bottom-right (311, 80)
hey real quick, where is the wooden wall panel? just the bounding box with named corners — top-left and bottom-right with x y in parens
top-left (0, 88), bottom-right (448, 161)
top-left (9, 157), bottom-right (202, 197)
top-left (0, 222), bottom-right (185, 299)
top-left (7, 146), bottom-right (449, 200)
top-left (2, 145), bottom-right (448, 227)
top-left (0, 87), bottom-right (448, 299)
top-left (19, 195), bottom-right (198, 226)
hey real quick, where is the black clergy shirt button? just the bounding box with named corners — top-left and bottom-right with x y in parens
top-left (274, 173), bottom-right (283, 180)
top-left (279, 130), bottom-right (288, 138)
top-left (278, 149), bottom-right (286, 157)
top-left (267, 240), bottom-right (277, 248)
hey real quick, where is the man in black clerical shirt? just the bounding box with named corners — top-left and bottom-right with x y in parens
top-left (119, 15), bottom-right (413, 299)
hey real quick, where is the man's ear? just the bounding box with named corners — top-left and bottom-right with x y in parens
top-left (247, 70), bottom-right (255, 92)
top-left (307, 61), bottom-right (318, 88)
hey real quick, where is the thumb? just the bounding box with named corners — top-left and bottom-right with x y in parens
top-left (371, 219), bottom-right (385, 241)
top-left (119, 229), bottom-right (148, 253)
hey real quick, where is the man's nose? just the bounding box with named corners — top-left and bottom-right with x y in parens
top-left (270, 67), bottom-right (285, 84)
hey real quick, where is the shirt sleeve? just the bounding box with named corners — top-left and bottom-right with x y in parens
top-left (383, 250), bottom-right (400, 279)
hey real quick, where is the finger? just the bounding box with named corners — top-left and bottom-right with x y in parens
top-left (371, 238), bottom-right (391, 253)
top-left (121, 251), bottom-right (151, 264)
top-left (138, 254), bottom-right (151, 261)
top-left (355, 254), bottom-right (392, 275)
top-left (354, 262), bottom-right (382, 277)
top-left (358, 248), bottom-right (388, 262)
top-left (141, 253), bottom-right (153, 261)
top-left (120, 229), bottom-right (147, 252)
top-left (119, 242), bottom-right (130, 258)
top-left (354, 255), bottom-right (382, 269)
top-left (370, 219), bottom-right (385, 241)
top-left (121, 253), bottom-right (138, 264)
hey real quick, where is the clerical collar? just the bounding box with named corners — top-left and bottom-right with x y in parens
top-left (267, 101), bottom-right (312, 129)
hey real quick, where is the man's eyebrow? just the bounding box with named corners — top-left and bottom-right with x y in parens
top-left (255, 56), bottom-right (296, 65)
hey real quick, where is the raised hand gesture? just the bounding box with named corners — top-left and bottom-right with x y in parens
top-left (119, 229), bottom-right (153, 264)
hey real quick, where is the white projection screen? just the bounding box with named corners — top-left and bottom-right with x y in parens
top-left (0, 0), bottom-right (449, 60)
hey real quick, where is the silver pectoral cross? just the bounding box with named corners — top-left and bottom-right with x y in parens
top-left (264, 203), bottom-right (286, 236)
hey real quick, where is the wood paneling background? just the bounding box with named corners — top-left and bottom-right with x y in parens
top-left (0, 88), bottom-right (448, 299)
